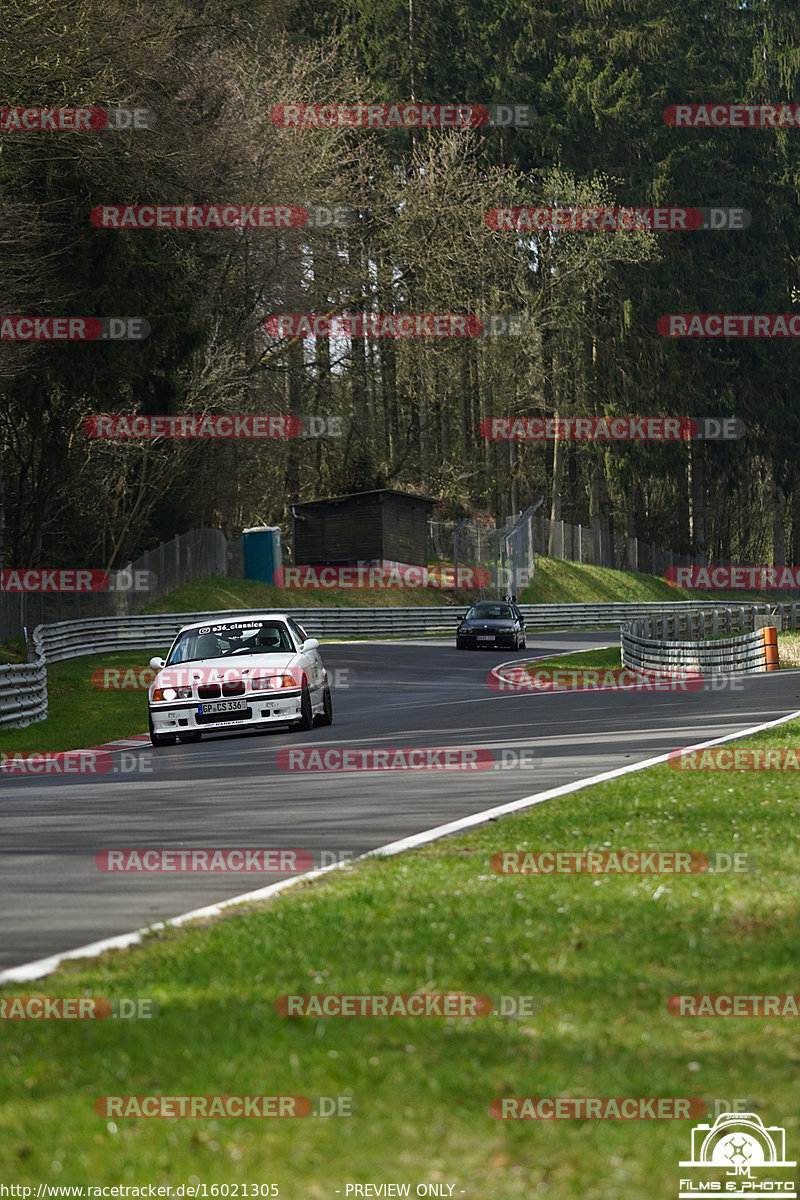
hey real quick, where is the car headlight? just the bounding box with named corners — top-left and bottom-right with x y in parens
top-left (153, 686), bottom-right (193, 702)
top-left (250, 673), bottom-right (300, 691)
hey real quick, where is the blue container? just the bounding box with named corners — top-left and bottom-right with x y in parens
top-left (242, 526), bottom-right (282, 583)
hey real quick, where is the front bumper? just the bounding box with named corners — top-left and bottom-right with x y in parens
top-left (457, 631), bottom-right (518, 649)
top-left (149, 691), bottom-right (303, 735)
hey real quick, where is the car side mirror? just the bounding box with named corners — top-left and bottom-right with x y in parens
top-left (301, 638), bottom-right (320, 651)
top-left (150, 657), bottom-right (165, 669)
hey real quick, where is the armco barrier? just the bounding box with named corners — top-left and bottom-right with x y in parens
top-left (27, 601), bottom-right (789, 663)
top-left (0, 658), bottom-right (48, 729)
top-left (0, 601), bottom-right (795, 729)
top-left (621, 622), bottom-right (780, 677)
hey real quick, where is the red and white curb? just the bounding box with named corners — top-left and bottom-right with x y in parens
top-left (0, 733), bottom-right (152, 775)
top-left (488, 647), bottom-right (615, 692)
top-left (87, 734), bottom-right (151, 752)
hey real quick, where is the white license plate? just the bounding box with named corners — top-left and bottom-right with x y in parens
top-left (198, 699), bottom-right (248, 715)
top-left (477, 635), bottom-right (495, 641)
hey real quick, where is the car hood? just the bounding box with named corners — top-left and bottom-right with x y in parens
top-left (460, 618), bottom-right (513, 627)
top-left (151, 653), bottom-right (301, 692)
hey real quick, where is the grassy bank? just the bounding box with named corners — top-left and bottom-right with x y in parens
top-left (1, 716), bottom-right (798, 1196)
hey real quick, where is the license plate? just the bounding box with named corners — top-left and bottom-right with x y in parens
top-left (477, 635), bottom-right (495, 641)
top-left (198, 699), bottom-right (248, 715)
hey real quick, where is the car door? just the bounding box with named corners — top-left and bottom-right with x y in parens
top-left (287, 618), bottom-right (323, 692)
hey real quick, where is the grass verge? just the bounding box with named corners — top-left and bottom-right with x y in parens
top-left (518, 557), bottom-right (772, 605)
top-left (1, 717), bottom-right (798, 1195)
top-left (0, 651), bottom-right (158, 753)
top-left (141, 577), bottom-right (467, 614)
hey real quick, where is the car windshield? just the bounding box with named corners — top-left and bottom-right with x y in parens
top-left (466, 604), bottom-right (513, 620)
top-left (166, 621), bottom-right (295, 664)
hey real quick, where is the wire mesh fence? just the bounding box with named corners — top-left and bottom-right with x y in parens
top-left (2, 512), bottom-right (789, 644)
top-left (430, 502), bottom-right (542, 597)
top-left (0, 529), bottom-right (233, 643)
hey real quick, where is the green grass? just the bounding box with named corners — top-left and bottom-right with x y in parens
top-left (2, 717), bottom-right (798, 1196)
top-left (778, 630), bottom-right (800, 666)
top-left (518, 557), bottom-right (770, 605)
top-left (0, 636), bottom-right (28, 664)
top-left (143, 558), bottom-right (776, 615)
top-left (523, 647), bottom-right (621, 672)
top-left (0, 651), bottom-right (158, 753)
top-left (141, 576), bottom-right (466, 613)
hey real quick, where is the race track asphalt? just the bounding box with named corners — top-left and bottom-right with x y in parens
top-left (2, 632), bottom-right (798, 974)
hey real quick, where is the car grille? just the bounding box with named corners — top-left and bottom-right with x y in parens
top-left (197, 681), bottom-right (246, 699)
top-left (195, 707), bottom-right (253, 724)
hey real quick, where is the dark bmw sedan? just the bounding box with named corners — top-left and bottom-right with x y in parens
top-left (456, 600), bottom-right (527, 650)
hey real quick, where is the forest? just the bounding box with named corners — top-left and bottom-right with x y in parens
top-left (2, 0), bottom-right (799, 572)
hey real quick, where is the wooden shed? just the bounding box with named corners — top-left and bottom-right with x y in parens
top-left (292, 489), bottom-right (436, 567)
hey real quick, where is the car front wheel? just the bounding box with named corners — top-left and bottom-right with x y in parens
top-left (149, 713), bottom-right (177, 747)
top-left (314, 683), bottom-right (333, 726)
top-left (292, 685), bottom-right (314, 731)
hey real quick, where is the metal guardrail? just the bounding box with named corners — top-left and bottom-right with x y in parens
top-left (621, 622), bottom-right (779, 677)
top-left (618, 608), bottom-right (784, 640)
top-left (519, 601), bottom-right (781, 632)
top-left (28, 601), bottom-right (785, 664)
top-left (0, 600), bottom-right (795, 729)
top-left (0, 658), bottom-right (48, 729)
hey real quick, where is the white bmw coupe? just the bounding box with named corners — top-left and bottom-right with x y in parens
top-left (147, 613), bottom-right (332, 746)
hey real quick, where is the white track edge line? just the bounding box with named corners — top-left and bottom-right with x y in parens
top-left (2, 705), bottom-right (799, 985)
